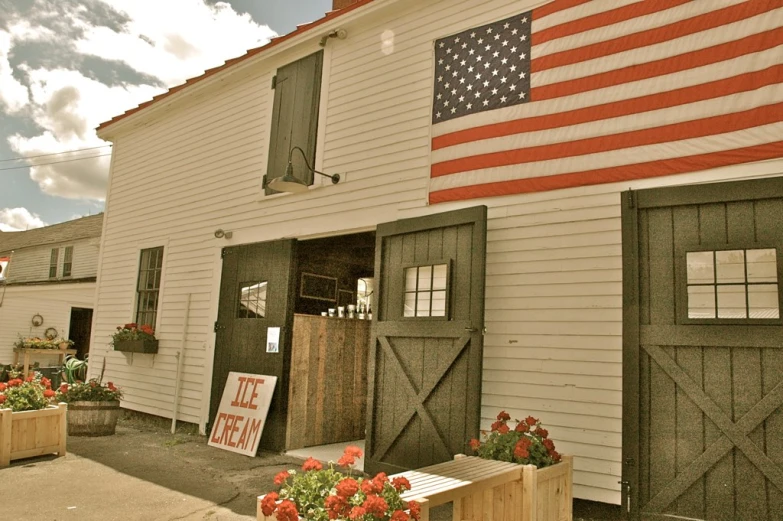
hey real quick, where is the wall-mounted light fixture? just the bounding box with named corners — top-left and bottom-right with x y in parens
top-left (319, 28), bottom-right (347, 47)
top-left (214, 229), bottom-right (233, 239)
top-left (266, 146), bottom-right (341, 194)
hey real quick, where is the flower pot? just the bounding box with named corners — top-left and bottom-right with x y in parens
top-left (66, 400), bottom-right (121, 436)
top-left (0, 403), bottom-right (67, 467)
top-left (59, 342), bottom-right (69, 350)
top-left (113, 339), bottom-right (158, 354)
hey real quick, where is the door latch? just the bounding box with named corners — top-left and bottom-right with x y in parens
top-left (214, 322), bottom-right (226, 333)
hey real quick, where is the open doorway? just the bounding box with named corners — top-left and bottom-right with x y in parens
top-left (68, 307), bottom-right (93, 359)
top-left (284, 231), bottom-right (375, 469)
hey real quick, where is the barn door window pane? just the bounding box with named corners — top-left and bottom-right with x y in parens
top-left (404, 263), bottom-right (449, 318)
top-left (686, 248), bottom-right (779, 320)
top-left (238, 281), bottom-right (267, 318)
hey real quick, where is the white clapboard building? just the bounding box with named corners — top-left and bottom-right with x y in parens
top-left (92, 0), bottom-right (783, 516)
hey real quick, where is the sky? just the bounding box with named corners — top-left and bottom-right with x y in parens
top-left (0, 0), bottom-right (333, 231)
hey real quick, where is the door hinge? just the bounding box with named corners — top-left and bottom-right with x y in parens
top-left (214, 322), bottom-right (225, 333)
top-left (619, 480), bottom-right (631, 514)
top-left (271, 75), bottom-right (277, 89)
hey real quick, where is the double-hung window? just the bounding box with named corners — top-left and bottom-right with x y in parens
top-left (49, 248), bottom-right (58, 279)
top-left (135, 247), bottom-right (164, 328)
top-left (263, 50), bottom-right (324, 195)
top-left (62, 246), bottom-right (73, 277)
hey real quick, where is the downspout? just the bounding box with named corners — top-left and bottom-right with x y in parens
top-left (171, 293), bottom-right (191, 433)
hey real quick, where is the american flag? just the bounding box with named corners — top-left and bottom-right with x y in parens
top-left (429, 0), bottom-right (783, 204)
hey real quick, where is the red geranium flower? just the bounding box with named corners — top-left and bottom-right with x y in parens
top-left (542, 438), bottom-right (555, 452)
top-left (43, 389), bottom-right (56, 398)
top-left (469, 438), bottom-right (481, 451)
top-left (59, 383), bottom-right (69, 393)
top-left (361, 479), bottom-right (382, 496)
top-left (338, 453), bottom-right (356, 467)
top-left (392, 476), bottom-right (411, 492)
top-left (408, 501), bottom-right (421, 521)
top-left (41, 377), bottom-right (51, 389)
top-left (497, 423), bottom-right (509, 434)
top-left (260, 492), bottom-right (279, 516)
top-left (391, 510), bottom-right (409, 521)
top-left (7, 378), bottom-right (22, 387)
top-left (0, 395), bottom-right (6, 404)
top-left (514, 422), bottom-right (529, 433)
top-left (326, 495), bottom-right (349, 519)
top-left (336, 477), bottom-right (359, 498)
top-left (514, 437), bottom-right (532, 459)
top-left (0, 382), bottom-right (6, 391)
top-left (26, 374), bottom-right (34, 382)
top-left (276, 499), bottom-right (299, 521)
top-left (496, 410), bottom-right (511, 421)
top-left (550, 450), bottom-right (561, 462)
top-left (363, 494), bottom-right (389, 518)
top-left (344, 445), bottom-right (363, 458)
top-left (302, 457), bottom-right (323, 472)
top-left (140, 324), bottom-right (154, 335)
top-left (124, 323), bottom-right (137, 330)
top-left (273, 471), bottom-right (290, 486)
top-left (490, 420), bottom-right (503, 432)
top-left (534, 427), bottom-right (548, 438)
top-left (525, 416), bottom-right (538, 426)
top-left (349, 506), bottom-right (366, 520)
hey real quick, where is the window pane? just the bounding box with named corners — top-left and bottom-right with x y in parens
top-left (405, 268), bottom-right (417, 293)
top-left (717, 285), bottom-right (746, 319)
top-left (747, 249), bottom-right (777, 283)
top-left (432, 264), bottom-right (448, 290)
top-left (431, 290), bottom-right (447, 316)
top-left (418, 266), bottom-right (432, 291)
top-left (716, 250), bottom-right (745, 283)
top-left (688, 285), bottom-right (715, 319)
top-left (238, 281), bottom-right (267, 318)
top-left (748, 284), bottom-right (779, 319)
top-left (404, 292), bottom-right (416, 317)
top-left (687, 252), bottom-right (714, 284)
top-left (416, 292), bottom-right (431, 317)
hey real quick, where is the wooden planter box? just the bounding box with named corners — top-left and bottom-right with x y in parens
top-left (113, 339), bottom-right (158, 354)
top-left (454, 456), bottom-right (574, 521)
top-left (0, 403), bottom-right (67, 467)
top-left (67, 400), bottom-right (121, 436)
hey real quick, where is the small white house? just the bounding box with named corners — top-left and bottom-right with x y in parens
top-left (92, 0), bottom-right (783, 517)
top-left (0, 214), bottom-right (102, 363)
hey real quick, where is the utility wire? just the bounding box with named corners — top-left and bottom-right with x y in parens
top-left (0, 154), bottom-right (112, 172)
top-left (0, 144), bottom-right (112, 163)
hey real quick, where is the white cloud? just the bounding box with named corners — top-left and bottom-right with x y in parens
top-left (0, 31), bottom-right (30, 114)
top-left (5, 0), bottom-right (276, 201)
top-left (0, 208), bottom-right (47, 232)
top-left (73, 0), bottom-right (276, 87)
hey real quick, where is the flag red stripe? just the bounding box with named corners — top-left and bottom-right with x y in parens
top-left (532, 0), bottom-right (691, 46)
top-left (432, 65), bottom-right (783, 151)
top-left (431, 101), bottom-right (783, 178)
top-left (533, 0), bottom-right (591, 20)
top-left (531, 26), bottom-right (783, 102)
top-left (429, 141), bottom-right (783, 204)
top-left (532, 0), bottom-right (783, 72)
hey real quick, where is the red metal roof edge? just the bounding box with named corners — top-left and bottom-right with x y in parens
top-left (96, 0), bottom-right (376, 133)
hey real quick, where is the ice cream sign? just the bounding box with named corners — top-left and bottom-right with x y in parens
top-left (208, 372), bottom-right (277, 456)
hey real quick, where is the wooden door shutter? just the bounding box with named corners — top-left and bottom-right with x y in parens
top-left (265, 50), bottom-right (323, 195)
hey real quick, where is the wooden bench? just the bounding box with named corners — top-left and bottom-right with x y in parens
top-left (396, 455), bottom-right (573, 521)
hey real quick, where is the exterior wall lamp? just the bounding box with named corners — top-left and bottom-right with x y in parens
top-left (267, 146), bottom-right (341, 194)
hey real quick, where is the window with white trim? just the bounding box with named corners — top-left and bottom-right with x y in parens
top-left (135, 247), bottom-right (164, 327)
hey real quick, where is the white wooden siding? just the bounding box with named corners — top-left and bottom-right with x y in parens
top-left (0, 283), bottom-right (95, 363)
top-left (94, 0), bottom-right (783, 505)
top-left (3, 238), bottom-right (99, 283)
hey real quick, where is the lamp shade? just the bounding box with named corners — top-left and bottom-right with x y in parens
top-left (267, 162), bottom-right (309, 193)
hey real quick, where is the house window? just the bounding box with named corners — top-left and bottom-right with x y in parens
top-left (49, 248), bottom-right (58, 278)
top-left (686, 249), bottom-right (779, 320)
top-left (403, 263), bottom-right (449, 318)
top-left (264, 50), bottom-right (324, 195)
top-left (62, 246), bottom-right (73, 277)
top-left (238, 281), bottom-right (267, 318)
top-left (135, 247), bottom-right (164, 327)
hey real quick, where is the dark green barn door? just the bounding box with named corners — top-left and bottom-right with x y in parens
top-left (365, 206), bottom-right (487, 475)
top-left (210, 239), bottom-right (297, 452)
top-left (622, 178), bottom-right (783, 520)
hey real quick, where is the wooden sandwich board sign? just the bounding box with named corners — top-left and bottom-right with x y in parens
top-left (208, 372), bottom-right (277, 456)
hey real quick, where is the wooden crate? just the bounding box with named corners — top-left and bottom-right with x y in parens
top-left (454, 456), bottom-right (573, 521)
top-left (0, 403), bottom-right (67, 467)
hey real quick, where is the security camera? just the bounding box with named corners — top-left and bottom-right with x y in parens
top-left (214, 229), bottom-right (233, 239)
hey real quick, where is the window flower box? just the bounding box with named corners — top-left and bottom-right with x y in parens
top-left (113, 339), bottom-right (158, 354)
top-left (0, 403), bottom-right (67, 467)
